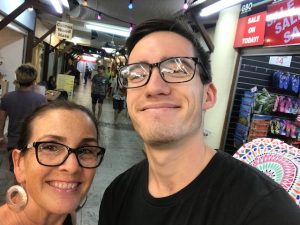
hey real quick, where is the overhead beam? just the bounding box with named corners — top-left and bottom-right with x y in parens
top-left (0, 0), bottom-right (33, 31)
top-left (33, 25), bottom-right (56, 48)
top-left (186, 11), bottom-right (214, 53)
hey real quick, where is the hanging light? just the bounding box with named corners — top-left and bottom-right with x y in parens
top-left (97, 13), bottom-right (102, 20)
top-left (28, 6), bottom-right (34, 11)
top-left (129, 23), bottom-right (133, 32)
top-left (183, 0), bottom-right (188, 10)
top-left (83, 0), bottom-right (88, 6)
top-left (128, 0), bottom-right (133, 10)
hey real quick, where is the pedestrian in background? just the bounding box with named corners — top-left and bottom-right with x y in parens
top-left (91, 65), bottom-right (108, 120)
top-left (0, 63), bottom-right (47, 171)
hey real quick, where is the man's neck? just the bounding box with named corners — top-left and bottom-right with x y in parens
top-left (18, 85), bottom-right (33, 91)
top-left (145, 133), bottom-right (216, 198)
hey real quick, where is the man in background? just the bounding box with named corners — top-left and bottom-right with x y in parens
top-left (91, 65), bottom-right (108, 120)
top-left (0, 63), bottom-right (47, 171)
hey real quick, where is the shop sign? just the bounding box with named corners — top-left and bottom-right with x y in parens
top-left (234, 11), bottom-right (267, 48)
top-left (239, 0), bottom-right (275, 17)
top-left (57, 74), bottom-right (75, 97)
top-left (265, 0), bottom-right (300, 46)
top-left (269, 56), bottom-right (292, 67)
top-left (56, 21), bottom-right (73, 40)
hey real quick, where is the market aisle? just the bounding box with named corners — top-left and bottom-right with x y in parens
top-left (73, 79), bottom-right (145, 225)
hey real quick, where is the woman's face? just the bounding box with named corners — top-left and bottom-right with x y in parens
top-left (14, 109), bottom-right (98, 215)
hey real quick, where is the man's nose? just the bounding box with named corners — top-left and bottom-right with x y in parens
top-left (144, 67), bottom-right (171, 95)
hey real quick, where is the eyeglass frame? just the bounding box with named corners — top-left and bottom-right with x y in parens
top-left (118, 56), bottom-right (209, 89)
top-left (25, 141), bottom-right (106, 169)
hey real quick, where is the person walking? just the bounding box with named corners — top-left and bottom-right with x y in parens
top-left (111, 76), bottom-right (126, 122)
top-left (0, 63), bottom-right (47, 171)
top-left (91, 65), bottom-right (108, 120)
top-left (98, 19), bottom-right (300, 225)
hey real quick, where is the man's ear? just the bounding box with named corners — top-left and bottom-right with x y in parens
top-left (12, 149), bottom-right (26, 184)
top-left (202, 83), bottom-right (217, 110)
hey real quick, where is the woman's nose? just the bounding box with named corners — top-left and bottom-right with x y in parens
top-left (58, 153), bottom-right (81, 173)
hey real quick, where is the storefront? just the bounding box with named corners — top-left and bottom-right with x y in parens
top-left (221, 0), bottom-right (300, 154)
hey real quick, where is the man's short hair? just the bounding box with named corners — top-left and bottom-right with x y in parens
top-left (98, 65), bottom-right (106, 70)
top-left (15, 63), bottom-right (37, 86)
top-left (125, 19), bottom-right (212, 84)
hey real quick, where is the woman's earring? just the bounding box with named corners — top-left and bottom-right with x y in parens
top-left (76, 195), bottom-right (88, 212)
top-left (6, 185), bottom-right (28, 212)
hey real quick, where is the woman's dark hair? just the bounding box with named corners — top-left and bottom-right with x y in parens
top-left (18, 100), bottom-right (99, 151)
top-left (125, 19), bottom-right (212, 84)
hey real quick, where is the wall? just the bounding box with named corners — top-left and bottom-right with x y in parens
top-left (0, 28), bottom-right (24, 92)
top-left (204, 5), bottom-right (240, 149)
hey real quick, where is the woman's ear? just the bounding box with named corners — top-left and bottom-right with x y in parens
top-left (202, 83), bottom-right (217, 110)
top-left (12, 149), bottom-right (26, 184)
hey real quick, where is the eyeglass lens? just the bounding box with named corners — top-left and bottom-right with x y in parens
top-left (36, 142), bottom-right (103, 168)
top-left (119, 57), bottom-right (196, 88)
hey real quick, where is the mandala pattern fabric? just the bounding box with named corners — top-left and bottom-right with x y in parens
top-left (233, 138), bottom-right (300, 206)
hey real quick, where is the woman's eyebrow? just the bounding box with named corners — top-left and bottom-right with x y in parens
top-left (35, 135), bottom-right (66, 142)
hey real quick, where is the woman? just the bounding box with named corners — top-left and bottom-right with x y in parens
top-left (0, 101), bottom-right (105, 225)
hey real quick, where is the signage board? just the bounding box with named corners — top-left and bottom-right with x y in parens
top-left (56, 74), bottom-right (75, 97)
top-left (265, 0), bottom-right (300, 46)
top-left (269, 56), bottom-right (292, 67)
top-left (55, 21), bottom-right (73, 40)
top-left (239, 0), bottom-right (273, 17)
top-left (234, 11), bottom-right (267, 48)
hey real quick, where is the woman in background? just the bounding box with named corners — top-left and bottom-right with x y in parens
top-left (0, 101), bottom-right (105, 225)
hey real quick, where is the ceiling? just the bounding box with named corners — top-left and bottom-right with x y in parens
top-left (36, 0), bottom-right (218, 53)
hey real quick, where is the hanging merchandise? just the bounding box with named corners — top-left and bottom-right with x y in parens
top-left (272, 71), bottom-right (300, 94)
top-left (253, 88), bottom-right (276, 115)
top-left (289, 74), bottom-right (300, 94)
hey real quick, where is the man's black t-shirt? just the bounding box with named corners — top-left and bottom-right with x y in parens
top-left (99, 151), bottom-right (300, 225)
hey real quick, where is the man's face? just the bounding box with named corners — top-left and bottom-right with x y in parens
top-left (97, 67), bottom-right (104, 75)
top-left (126, 31), bottom-right (216, 146)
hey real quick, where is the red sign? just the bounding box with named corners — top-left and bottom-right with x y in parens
top-left (234, 11), bottom-right (267, 48)
top-left (265, 0), bottom-right (300, 46)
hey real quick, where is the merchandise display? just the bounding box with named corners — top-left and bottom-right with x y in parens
top-left (234, 77), bottom-right (300, 149)
top-left (234, 138), bottom-right (300, 206)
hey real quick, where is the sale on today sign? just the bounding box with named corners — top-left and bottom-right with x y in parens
top-left (234, 11), bottom-right (267, 48)
top-left (265, 0), bottom-right (300, 46)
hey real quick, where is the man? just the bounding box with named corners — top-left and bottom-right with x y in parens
top-left (91, 65), bottom-right (108, 120)
top-left (111, 75), bottom-right (126, 122)
top-left (0, 63), bottom-right (47, 171)
top-left (98, 19), bottom-right (300, 225)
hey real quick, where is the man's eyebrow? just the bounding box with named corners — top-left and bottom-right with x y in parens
top-left (129, 56), bottom-right (171, 64)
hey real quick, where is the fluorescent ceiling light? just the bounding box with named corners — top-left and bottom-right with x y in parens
top-left (85, 23), bottom-right (130, 37)
top-left (102, 47), bottom-right (115, 54)
top-left (60, 0), bottom-right (69, 8)
top-left (191, 0), bottom-right (206, 7)
top-left (200, 0), bottom-right (244, 17)
top-left (50, 0), bottom-right (63, 14)
top-left (81, 55), bottom-right (96, 62)
top-left (266, 8), bottom-right (300, 21)
top-left (92, 54), bottom-right (101, 58)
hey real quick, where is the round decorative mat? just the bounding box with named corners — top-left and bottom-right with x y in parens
top-left (233, 138), bottom-right (300, 206)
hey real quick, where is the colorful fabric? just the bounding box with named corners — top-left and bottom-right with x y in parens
top-left (234, 138), bottom-right (300, 206)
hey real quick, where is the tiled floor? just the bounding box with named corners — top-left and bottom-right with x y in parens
top-left (0, 78), bottom-right (145, 225)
